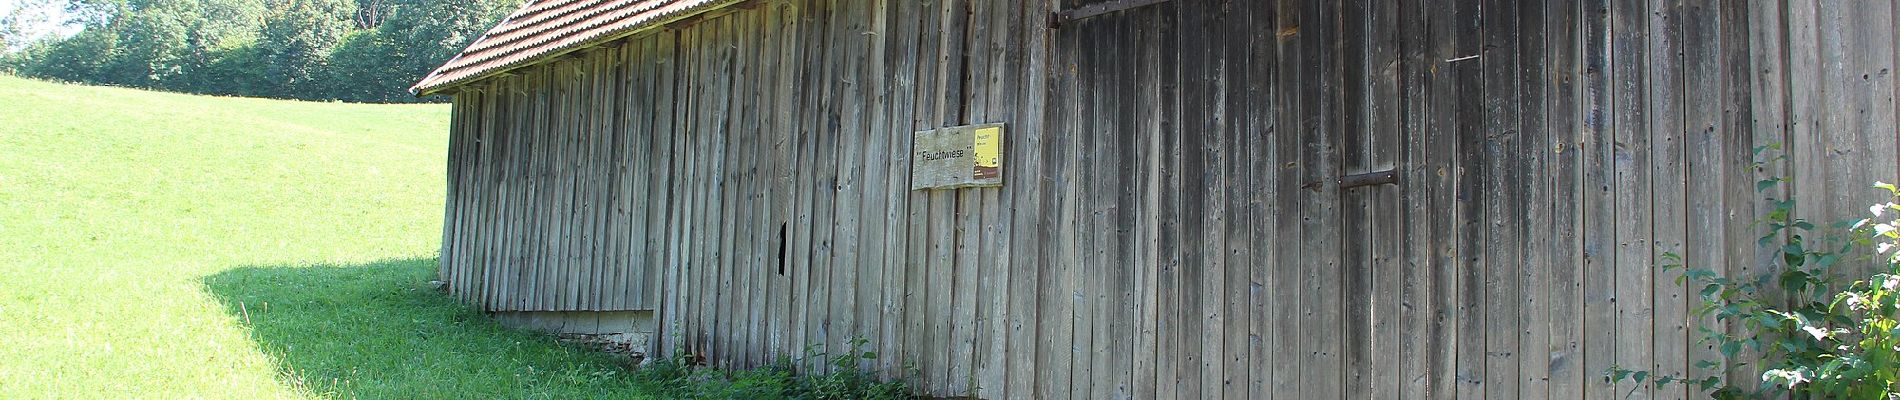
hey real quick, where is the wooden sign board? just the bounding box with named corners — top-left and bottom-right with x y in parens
top-left (911, 123), bottom-right (1005, 190)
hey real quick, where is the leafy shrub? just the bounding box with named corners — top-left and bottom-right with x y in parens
top-left (1609, 146), bottom-right (1900, 399)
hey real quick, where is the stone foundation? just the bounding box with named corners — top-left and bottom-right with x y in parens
top-left (491, 311), bottom-right (655, 359)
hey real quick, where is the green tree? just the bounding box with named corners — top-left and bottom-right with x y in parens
top-left (255, 0), bottom-right (354, 97)
top-left (326, 0), bottom-right (509, 102)
top-left (17, 0), bottom-right (510, 102)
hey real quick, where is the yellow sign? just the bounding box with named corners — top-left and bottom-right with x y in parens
top-left (973, 127), bottom-right (1002, 168)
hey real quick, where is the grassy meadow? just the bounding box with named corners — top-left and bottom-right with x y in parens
top-left (0, 75), bottom-right (650, 398)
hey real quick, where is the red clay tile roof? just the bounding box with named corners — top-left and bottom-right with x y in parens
top-left (411, 0), bottom-right (738, 96)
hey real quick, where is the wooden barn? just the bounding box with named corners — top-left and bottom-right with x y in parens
top-left (413, 0), bottom-right (1900, 398)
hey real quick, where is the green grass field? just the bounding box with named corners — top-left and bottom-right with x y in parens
top-left (0, 75), bottom-right (651, 399)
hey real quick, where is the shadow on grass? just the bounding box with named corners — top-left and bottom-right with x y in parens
top-left (201, 258), bottom-right (649, 399)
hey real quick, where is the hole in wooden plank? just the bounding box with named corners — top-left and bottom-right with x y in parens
top-left (776, 222), bottom-right (788, 276)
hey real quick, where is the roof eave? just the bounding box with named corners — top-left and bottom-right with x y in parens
top-left (410, 0), bottom-right (749, 98)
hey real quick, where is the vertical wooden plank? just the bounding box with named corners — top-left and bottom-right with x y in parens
top-left (478, 82), bottom-right (500, 309)
top-left (1109, 9), bottom-right (1140, 400)
top-left (1095, 11), bottom-right (1134, 399)
top-left (1515, 0), bottom-right (1555, 397)
top-left (458, 87), bottom-right (479, 306)
top-left (635, 36), bottom-right (659, 312)
top-left (1647, 0), bottom-right (1691, 398)
top-left (441, 92), bottom-right (465, 302)
top-left (1154, 4), bottom-right (1186, 398)
top-left (490, 79), bottom-right (513, 309)
top-left (1244, 2), bottom-right (1280, 399)
top-left (610, 42), bottom-right (634, 312)
top-left (1341, 0), bottom-right (1375, 395)
top-left (734, 4), bottom-right (768, 366)
top-left (704, 17), bottom-right (735, 364)
top-left (600, 45), bottom-right (624, 312)
top-left (675, 26), bottom-right (700, 346)
top-left (650, 31), bottom-right (682, 354)
top-left (1197, 2), bottom-right (1230, 395)
top-left (880, 0), bottom-right (920, 381)
top-left (1269, 0), bottom-right (1306, 396)
top-left (936, 0), bottom-right (972, 393)
top-left (731, 11), bottom-right (757, 365)
top-left (1783, 0), bottom-right (1825, 290)
top-left (562, 58), bottom-right (587, 312)
top-left (467, 87), bottom-right (486, 306)
top-left (1828, 1), bottom-right (1899, 256)
top-left (1174, 2), bottom-right (1215, 398)
top-left (921, 0), bottom-right (960, 392)
top-left (704, 18), bottom-right (728, 354)
top-left (1889, 1), bottom-right (1900, 196)
top-left (518, 72), bottom-right (536, 311)
top-left (1578, 0), bottom-right (1619, 396)
top-left (1397, 0), bottom-right (1438, 396)
top-left (543, 61), bottom-right (569, 312)
top-left (1610, 0), bottom-right (1657, 397)
top-left (598, 48), bottom-right (621, 312)
top-left (519, 65), bottom-right (540, 311)
top-left (1305, 0), bottom-right (1344, 396)
top-left (619, 40), bottom-right (646, 312)
top-left (1734, 0), bottom-right (1783, 389)
top-left (1005, 0), bottom-right (1052, 397)
top-left (454, 90), bottom-right (475, 304)
top-left (495, 77), bottom-right (515, 311)
top-left (854, 0), bottom-right (894, 378)
top-left (827, 0), bottom-right (868, 372)
top-left (1037, 0), bottom-right (1078, 395)
top-left (566, 58), bottom-right (590, 312)
top-left (519, 66), bottom-right (544, 312)
top-left (955, 2), bottom-right (993, 392)
top-left (1132, 6), bottom-right (1168, 399)
top-left (1363, 0), bottom-right (1404, 397)
top-left (805, 0), bottom-right (842, 370)
top-left (581, 50), bottom-right (606, 312)
top-left (972, 0), bottom-right (1019, 396)
top-left (667, 16), bottom-right (701, 360)
top-left (1072, 12), bottom-right (1103, 400)
top-left (539, 62), bottom-right (560, 312)
top-left (902, 0), bottom-right (936, 389)
top-left (1215, 3), bottom-right (1250, 399)
top-left (732, 9), bottom-right (765, 366)
top-left (581, 50), bottom-right (603, 312)
top-left (519, 71), bottom-right (540, 311)
top-left (1680, 0), bottom-right (1726, 393)
top-left (1481, 0), bottom-right (1525, 397)
top-left (787, 0), bottom-right (820, 360)
top-left (1428, 0), bottom-right (1464, 396)
top-left (1451, 0), bottom-right (1488, 396)
top-left (679, 26), bottom-right (708, 352)
top-left (766, 4), bottom-right (798, 362)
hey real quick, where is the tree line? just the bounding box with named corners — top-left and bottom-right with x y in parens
top-left (0, 0), bottom-right (513, 103)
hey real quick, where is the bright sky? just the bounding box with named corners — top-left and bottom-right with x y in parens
top-left (1, 0), bottom-right (80, 51)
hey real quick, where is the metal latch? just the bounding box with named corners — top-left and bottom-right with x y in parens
top-left (1338, 169), bottom-right (1399, 190)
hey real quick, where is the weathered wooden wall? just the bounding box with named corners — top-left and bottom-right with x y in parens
top-left (436, 0), bottom-right (1900, 398)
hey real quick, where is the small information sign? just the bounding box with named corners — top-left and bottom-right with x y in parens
top-left (910, 123), bottom-right (1005, 190)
